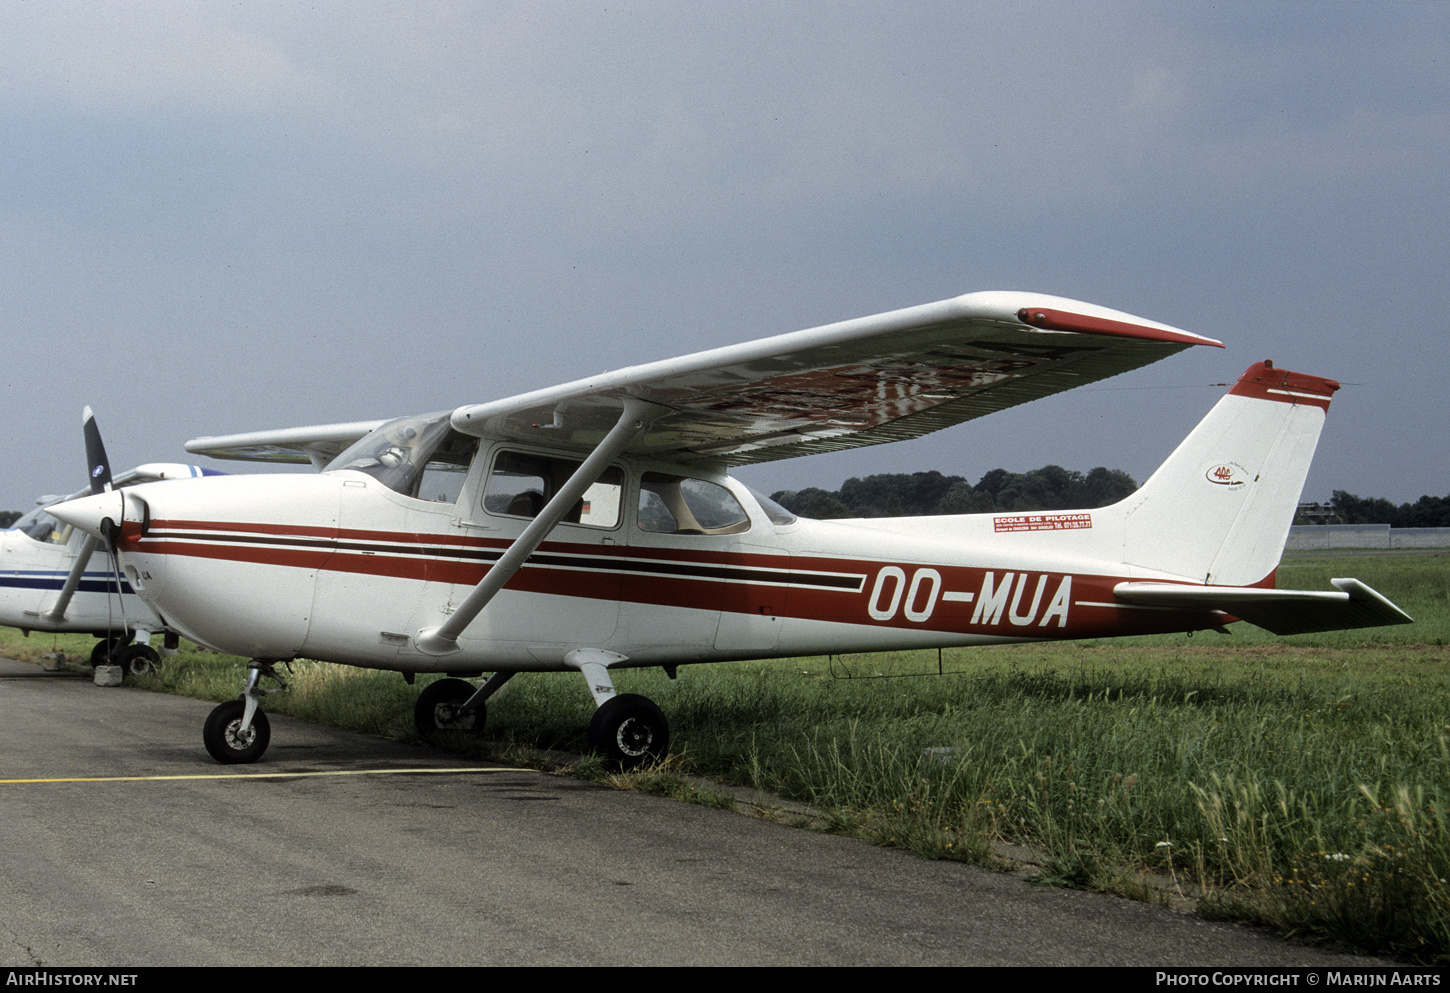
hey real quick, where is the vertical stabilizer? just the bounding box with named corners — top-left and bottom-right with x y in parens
top-left (1115, 362), bottom-right (1339, 587)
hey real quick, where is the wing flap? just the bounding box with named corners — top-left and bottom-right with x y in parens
top-left (1114, 579), bottom-right (1414, 635)
top-left (448, 291), bottom-right (1223, 466)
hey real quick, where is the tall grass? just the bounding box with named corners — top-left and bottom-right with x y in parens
top-left (637, 649), bottom-right (1450, 961)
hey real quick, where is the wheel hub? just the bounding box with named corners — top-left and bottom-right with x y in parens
top-left (225, 721), bottom-right (257, 750)
top-left (435, 703), bottom-right (475, 730)
top-left (614, 718), bottom-right (653, 757)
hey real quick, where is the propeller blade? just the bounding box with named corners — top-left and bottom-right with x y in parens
top-left (83, 405), bottom-right (113, 495)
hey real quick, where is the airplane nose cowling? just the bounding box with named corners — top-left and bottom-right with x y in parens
top-left (47, 491), bottom-right (126, 540)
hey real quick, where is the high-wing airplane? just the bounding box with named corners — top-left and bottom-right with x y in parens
top-left (47, 291), bottom-right (1412, 766)
top-left (3, 447), bottom-right (221, 671)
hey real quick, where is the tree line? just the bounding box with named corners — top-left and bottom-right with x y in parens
top-left (771, 469), bottom-right (1450, 527)
top-left (1317, 491), bottom-right (1450, 528)
top-left (770, 466), bottom-right (1140, 519)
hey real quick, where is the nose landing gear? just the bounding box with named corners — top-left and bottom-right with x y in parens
top-left (203, 698), bottom-right (271, 764)
top-left (202, 660), bottom-right (288, 764)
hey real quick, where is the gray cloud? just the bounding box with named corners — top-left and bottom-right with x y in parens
top-left (2, 0), bottom-right (1445, 511)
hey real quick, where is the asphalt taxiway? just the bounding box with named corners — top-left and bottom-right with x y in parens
top-left (0, 657), bottom-right (1383, 967)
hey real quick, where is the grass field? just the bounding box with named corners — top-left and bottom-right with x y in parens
top-left (4, 549), bottom-right (1447, 962)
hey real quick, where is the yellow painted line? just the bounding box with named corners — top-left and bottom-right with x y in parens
top-left (0, 766), bottom-right (519, 785)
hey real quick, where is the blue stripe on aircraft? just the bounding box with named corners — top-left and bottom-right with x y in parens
top-left (0, 572), bottom-right (136, 595)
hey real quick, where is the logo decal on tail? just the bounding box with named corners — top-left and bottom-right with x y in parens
top-left (1204, 462), bottom-right (1249, 486)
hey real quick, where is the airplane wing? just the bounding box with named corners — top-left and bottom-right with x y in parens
top-left (1113, 579), bottom-right (1414, 635)
top-left (181, 291), bottom-right (1220, 469)
top-left (447, 291), bottom-right (1223, 466)
top-left (185, 421), bottom-right (388, 468)
top-left (46, 463), bottom-right (226, 505)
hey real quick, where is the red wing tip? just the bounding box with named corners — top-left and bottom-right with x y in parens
top-left (1016, 307), bottom-right (1224, 348)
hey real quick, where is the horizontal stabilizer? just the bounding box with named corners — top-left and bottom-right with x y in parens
top-left (1114, 579), bottom-right (1414, 636)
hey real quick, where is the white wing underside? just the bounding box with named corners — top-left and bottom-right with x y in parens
top-left (182, 420), bottom-right (388, 467)
top-left (185, 291), bottom-right (1221, 467)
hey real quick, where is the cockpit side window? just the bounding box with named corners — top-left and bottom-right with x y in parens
top-left (637, 473), bottom-right (750, 535)
top-left (324, 412), bottom-right (478, 502)
top-left (413, 431), bottom-right (477, 503)
top-left (483, 451), bottom-right (623, 528)
top-left (11, 508), bottom-right (72, 545)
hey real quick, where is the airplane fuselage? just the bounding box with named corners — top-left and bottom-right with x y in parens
top-left (0, 513), bottom-right (154, 637)
top-left (106, 454), bottom-right (1224, 673)
top-left (44, 294), bottom-right (1410, 767)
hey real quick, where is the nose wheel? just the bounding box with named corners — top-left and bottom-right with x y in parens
top-left (202, 660), bottom-right (286, 764)
top-left (203, 698), bottom-right (272, 764)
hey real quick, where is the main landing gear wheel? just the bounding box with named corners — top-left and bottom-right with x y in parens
top-left (90, 636), bottom-right (125, 668)
top-left (203, 698), bottom-right (271, 764)
top-left (588, 694), bottom-right (669, 771)
top-left (117, 644), bottom-right (161, 676)
top-left (414, 678), bottom-right (485, 738)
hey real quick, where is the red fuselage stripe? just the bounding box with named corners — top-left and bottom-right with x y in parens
top-left (124, 520), bottom-right (1225, 640)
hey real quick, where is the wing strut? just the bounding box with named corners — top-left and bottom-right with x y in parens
top-left (44, 533), bottom-right (102, 623)
top-left (413, 397), bottom-right (670, 656)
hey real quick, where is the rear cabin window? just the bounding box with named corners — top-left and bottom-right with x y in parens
top-left (637, 474), bottom-right (750, 535)
top-left (483, 451), bottom-right (623, 529)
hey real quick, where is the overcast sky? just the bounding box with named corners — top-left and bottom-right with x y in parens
top-left (2, 0), bottom-right (1445, 513)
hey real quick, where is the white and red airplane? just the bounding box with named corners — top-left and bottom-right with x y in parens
top-left (3, 434), bottom-right (221, 671)
top-left (47, 291), bottom-right (1411, 766)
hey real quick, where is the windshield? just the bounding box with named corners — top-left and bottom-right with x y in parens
top-left (8, 506), bottom-right (90, 546)
top-left (324, 412), bottom-right (477, 501)
top-left (11, 507), bottom-right (64, 543)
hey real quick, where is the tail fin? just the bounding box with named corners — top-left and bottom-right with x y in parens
top-left (1117, 362), bottom-right (1339, 586)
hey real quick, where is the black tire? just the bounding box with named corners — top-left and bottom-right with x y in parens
top-left (90, 636), bottom-right (125, 668)
top-left (203, 699), bottom-right (271, 764)
top-left (414, 678), bottom-right (484, 738)
top-left (588, 694), bottom-right (670, 770)
top-left (117, 644), bottom-right (162, 676)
